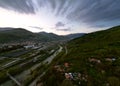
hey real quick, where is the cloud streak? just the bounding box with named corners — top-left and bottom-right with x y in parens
top-left (29, 26), bottom-right (43, 30)
top-left (0, 0), bottom-right (35, 14)
top-left (56, 28), bottom-right (71, 31)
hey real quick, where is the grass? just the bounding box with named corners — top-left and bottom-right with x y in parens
top-left (41, 26), bottom-right (120, 86)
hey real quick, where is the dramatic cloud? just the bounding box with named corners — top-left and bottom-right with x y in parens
top-left (0, 0), bottom-right (35, 14)
top-left (0, 0), bottom-right (120, 34)
top-left (55, 22), bottom-right (65, 27)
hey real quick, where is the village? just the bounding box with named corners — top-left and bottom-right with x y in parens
top-left (53, 62), bottom-right (88, 85)
top-left (52, 56), bottom-right (117, 86)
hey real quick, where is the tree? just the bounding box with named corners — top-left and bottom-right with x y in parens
top-left (61, 79), bottom-right (74, 86)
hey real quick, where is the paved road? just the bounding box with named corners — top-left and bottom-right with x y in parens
top-left (0, 58), bottom-right (20, 70)
top-left (0, 57), bottom-right (8, 60)
top-left (29, 46), bottom-right (63, 86)
top-left (1, 46), bottom-right (63, 86)
top-left (7, 72), bottom-right (21, 86)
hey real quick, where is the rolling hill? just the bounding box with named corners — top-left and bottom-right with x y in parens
top-left (41, 26), bottom-right (120, 86)
top-left (36, 32), bottom-right (65, 42)
top-left (0, 28), bottom-right (36, 43)
top-left (0, 27), bottom-right (85, 44)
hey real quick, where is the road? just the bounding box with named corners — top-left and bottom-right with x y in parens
top-left (6, 72), bottom-right (21, 86)
top-left (29, 46), bottom-right (63, 86)
top-left (1, 46), bottom-right (63, 86)
top-left (43, 46), bottom-right (63, 64)
top-left (0, 58), bottom-right (21, 70)
top-left (0, 57), bottom-right (8, 60)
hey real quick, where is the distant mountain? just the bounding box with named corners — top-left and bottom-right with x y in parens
top-left (65, 33), bottom-right (85, 39)
top-left (36, 32), bottom-right (65, 42)
top-left (0, 27), bottom-right (85, 44)
top-left (0, 27), bottom-right (15, 31)
top-left (42, 26), bottom-right (120, 86)
top-left (37, 32), bottom-right (85, 41)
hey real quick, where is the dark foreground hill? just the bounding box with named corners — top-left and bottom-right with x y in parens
top-left (0, 28), bottom-right (84, 44)
top-left (41, 26), bottom-right (120, 86)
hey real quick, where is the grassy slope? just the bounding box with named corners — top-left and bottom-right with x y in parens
top-left (0, 28), bottom-right (73, 44)
top-left (0, 28), bottom-right (63, 43)
top-left (36, 32), bottom-right (65, 42)
top-left (42, 26), bottom-right (120, 86)
top-left (0, 28), bottom-right (85, 44)
top-left (0, 28), bottom-right (35, 43)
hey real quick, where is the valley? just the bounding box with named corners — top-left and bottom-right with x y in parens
top-left (0, 0), bottom-right (120, 86)
top-left (0, 42), bottom-right (63, 86)
top-left (0, 26), bottom-right (120, 86)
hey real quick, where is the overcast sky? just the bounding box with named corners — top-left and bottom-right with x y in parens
top-left (0, 0), bottom-right (120, 35)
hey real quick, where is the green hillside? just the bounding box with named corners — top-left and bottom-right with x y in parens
top-left (0, 28), bottom-right (36, 43)
top-left (41, 26), bottom-right (120, 86)
top-left (36, 32), bottom-right (65, 42)
top-left (0, 28), bottom-right (63, 43)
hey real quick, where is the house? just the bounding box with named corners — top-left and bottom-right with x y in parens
top-left (105, 57), bottom-right (116, 62)
top-left (65, 73), bottom-right (73, 79)
top-left (69, 73), bottom-right (73, 79)
top-left (64, 62), bottom-right (69, 68)
top-left (65, 73), bottom-right (71, 79)
top-left (89, 58), bottom-right (101, 63)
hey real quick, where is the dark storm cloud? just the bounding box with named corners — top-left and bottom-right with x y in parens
top-left (0, 0), bottom-right (35, 13)
top-left (55, 22), bottom-right (65, 27)
top-left (0, 0), bottom-right (120, 29)
top-left (66, 0), bottom-right (120, 27)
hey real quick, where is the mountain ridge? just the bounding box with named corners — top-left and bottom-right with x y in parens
top-left (0, 27), bottom-right (85, 44)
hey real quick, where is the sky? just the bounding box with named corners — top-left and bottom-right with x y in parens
top-left (0, 0), bottom-right (120, 35)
